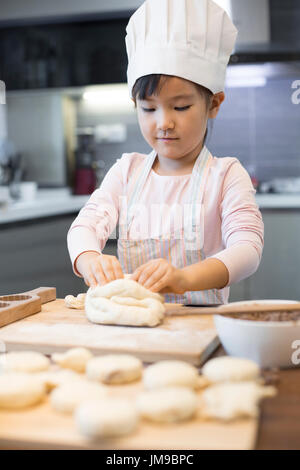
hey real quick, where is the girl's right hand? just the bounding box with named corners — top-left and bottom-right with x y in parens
top-left (75, 251), bottom-right (124, 288)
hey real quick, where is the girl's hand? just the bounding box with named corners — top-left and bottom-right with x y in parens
top-left (131, 258), bottom-right (187, 294)
top-left (75, 251), bottom-right (124, 288)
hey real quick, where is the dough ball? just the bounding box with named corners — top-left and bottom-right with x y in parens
top-left (0, 373), bottom-right (46, 409)
top-left (199, 381), bottom-right (277, 421)
top-left (75, 398), bottom-right (138, 438)
top-left (201, 357), bottom-right (260, 384)
top-left (50, 381), bottom-right (107, 414)
top-left (0, 351), bottom-right (50, 374)
top-left (143, 360), bottom-right (199, 390)
top-left (85, 279), bottom-right (165, 327)
top-left (51, 347), bottom-right (93, 373)
top-left (65, 293), bottom-right (86, 309)
top-left (197, 375), bottom-right (211, 390)
top-left (137, 387), bottom-right (197, 423)
top-left (86, 354), bottom-right (142, 384)
top-left (36, 369), bottom-right (84, 392)
top-left (88, 279), bottom-right (164, 302)
top-left (77, 293), bottom-right (86, 303)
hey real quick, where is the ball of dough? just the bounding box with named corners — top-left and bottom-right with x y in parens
top-left (143, 360), bottom-right (199, 390)
top-left (75, 398), bottom-right (138, 438)
top-left (86, 354), bottom-right (142, 384)
top-left (199, 381), bottom-right (277, 421)
top-left (137, 387), bottom-right (198, 423)
top-left (37, 369), bottom-right (85, 392)
top-left (201, 357), bottom-right (260, 384)
top-left (89, 279), bottom-right (164, 302)
top-left (0, 373), bottom-right (46, 409)
top-left (85, 279), bottom-right (165, 327)
top-left (50, 381), bottom-right (107, 414)
top-left (0, 351), bottom-right (50, 374)
top-left (65, 293), bottom-right (86, 309)
top-left (77, 293), bottom-right (86, 302)
top-left (51, 348), bottom-right (93, 373)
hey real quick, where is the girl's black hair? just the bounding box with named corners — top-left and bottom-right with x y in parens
top-left (132, 74), bottom-right (213, 108)
top-left (132, 74), bottom-right (213, 144)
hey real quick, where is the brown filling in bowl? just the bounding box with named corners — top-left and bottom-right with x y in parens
top-left (224, 311), bottom-right (300, 322)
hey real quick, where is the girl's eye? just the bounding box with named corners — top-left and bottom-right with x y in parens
top-left (175, 106), bottom-right (191, 111)
top-left (142, 106), bottom-right (191, 112)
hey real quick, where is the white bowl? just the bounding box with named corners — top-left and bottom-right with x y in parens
top-left (213, 300), bottom-right (300, 369)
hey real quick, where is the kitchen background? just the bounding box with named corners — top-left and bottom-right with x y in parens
top-left (0, 0), bottom-right (300, 301)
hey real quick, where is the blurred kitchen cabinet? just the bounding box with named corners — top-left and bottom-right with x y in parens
top-left (246, 210), bottom-right (300, 301)
top-left (226, 209), bottom-right (300, 302)
top-left (0, 215), bottom-right (117, 298)
top-left (0, 0), bottom-right (142, 24)
top-left (0, 18), bottom-right (129, 90)
top-left (228, 279), bottom-right (248, 302)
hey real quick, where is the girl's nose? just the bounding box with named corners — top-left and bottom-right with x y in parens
top-left (157, 111), bottom-right (175, 131)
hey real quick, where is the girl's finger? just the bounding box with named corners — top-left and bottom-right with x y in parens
top-left (85, 270), bottom-right (98, 289)
top-left (130, 266), bottom-right (143, 281)
top-left (149, 271), bottom-right (171, 292)
top-left (138, 263), bottom-right (159, 285)
top-left (98, 258), bottom-right (115, 283)
top-left (112, 259), bottom-right (124, 279)
top-left (143, 265), bottom-right (167, 289)
top-left (91, 262), bottom-right (108, 285)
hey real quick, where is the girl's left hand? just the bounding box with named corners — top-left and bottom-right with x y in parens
top-left (130, 258), bottom-right (187, 294)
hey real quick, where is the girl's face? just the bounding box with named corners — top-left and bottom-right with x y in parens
top-left (136, 76), bottom-right (223, 166)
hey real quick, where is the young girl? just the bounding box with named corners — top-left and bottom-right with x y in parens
top-left (67, 0), bottom-right (264, 305)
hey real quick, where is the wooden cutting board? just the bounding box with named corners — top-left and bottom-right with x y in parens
top-left (0, 287), bottom-right (56, 327)
top-left (0, 379), bottom-right (259, 450)
top-left (0, 300), bottom-right (219, 366)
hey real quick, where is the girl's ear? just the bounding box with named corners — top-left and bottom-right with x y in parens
top-left (208, 92), bottom-right (225, 118)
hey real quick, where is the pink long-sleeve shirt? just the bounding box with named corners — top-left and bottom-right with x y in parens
top-left (67, 151), bottom-right (264, 288)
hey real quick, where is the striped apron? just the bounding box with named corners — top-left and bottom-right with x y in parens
top-left (117, 145), bottom-right (225, 305)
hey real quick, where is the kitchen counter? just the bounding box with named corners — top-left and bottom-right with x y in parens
top-left (255, 194), bottom-right (300, 209)
top-left (1, 188), bottom-right (300, 225)
top-left (0, 188), bottom-right (88, 224)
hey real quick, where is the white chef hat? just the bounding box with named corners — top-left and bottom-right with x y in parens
top-left (125, 0), bottom-right (238, 98)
